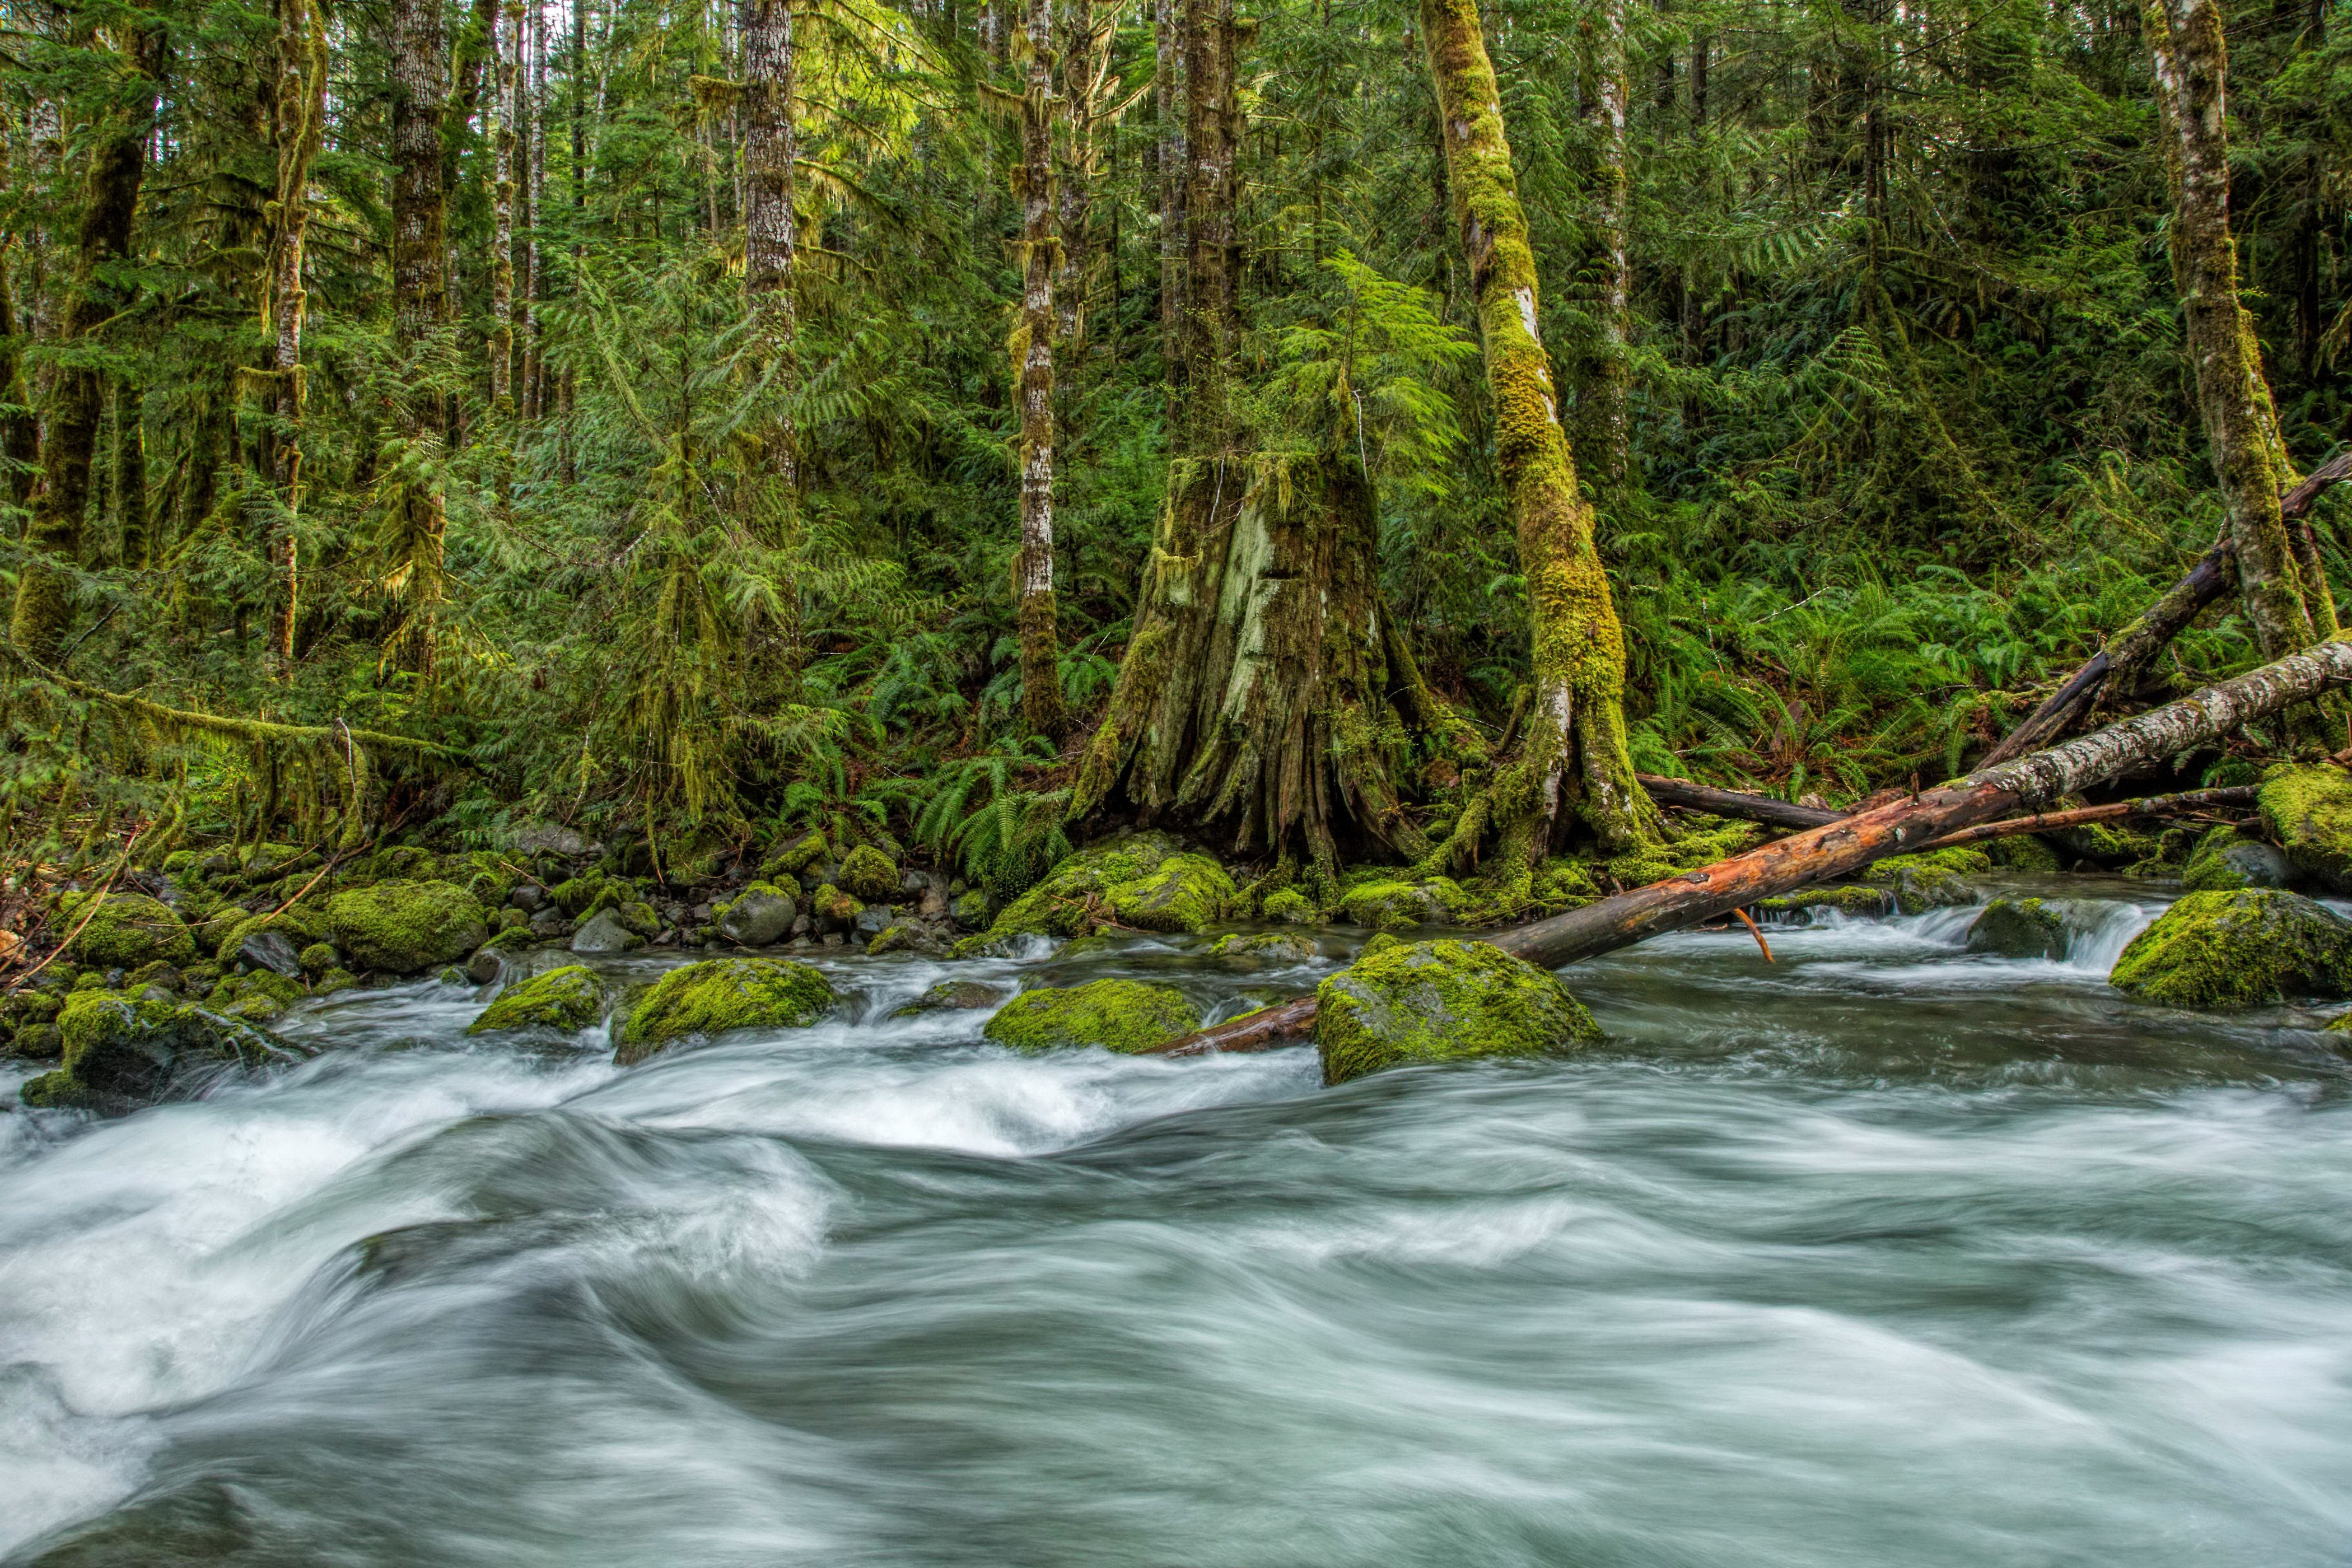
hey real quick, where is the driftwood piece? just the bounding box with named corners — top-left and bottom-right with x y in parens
top-left (1149, 641), bottom-right (2352, 1058)
top-left (1634, 774), bottom-right (1840, 830)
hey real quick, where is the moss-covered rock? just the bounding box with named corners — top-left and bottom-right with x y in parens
top-left (2257, 764), bottom-right (2352, 894)
top-left (866, 922), bottom-right (942, 956)
top-left (713, 883), bottom-right (796, 946)
top-left (24, 992), bottom-right (305, 1112)
top-left (810, 883), bottom-right (864, 931)
top-left (1208, 931), bottom-right (1320, 962)
top-left (1337, 876), bottom-right (1472, 931)
top-left (615, 957), bottom-right (836, 1063)
top-left (2181, 825), bottom-right (2302, 893)
top-left (956, 833), bottom-right (1234, 954)
top-left (1314, 939), bottom-right (1602, 1086)
top-left (571, 909), bottom-right (646, 954)
top-left (297, 942), bottom-right (340, 978)
top-left (1862, 847), bottom-right (1993, 913)
top-left (1753, 885), bottom-right (1894, 918)
top-left (325, 880), bottom-right (489, 974)
top-left (981, 978), bottom-right (1201, 1053)
top-left (468, 964), bottom-right (608, 1036)
top-left (1600, 822), bottom-right (1763, 891)
top-left (211, 907), bottom-right (323, 965)
top-left (60, 892), bottom-right (197, 969)
top-left (892, 979), bottom-right (1009, 1017)
top-left (1259, 887), bottom-right (1317, 925)
top-left (550, 874), bottom-right (606, 918)
top-left (1965, 898), bottom-right (2069, 959)
top-left (2110, 888), bottom-right (2352, 1009)
top-left (1984, 833), bottom-right (2064, 873)
top-left (950, 889), bottom-right (993, 930)
top-left (761, 830), bottom-right (831, 881)
top-left (837, 845), bottom-right (902, 903)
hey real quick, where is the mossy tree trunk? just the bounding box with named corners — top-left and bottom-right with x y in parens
top-left (1571, 0), bottom-right (1631, 492)
top-left (1075, 2), bottom-right (1427, 880)
top-left (1013, 0), bottom-right (1070, 741)
top-left (388, 0), bottom-right (450, 674)
top-left (1417, 0), bottom-right (1659, 873)
top-left (10, 22), bottom-right (160, 659)
top-left (1154, 0), bottom-right (1185, 385)
top-left (491, 0), bottom-right (520, 413)
top-left (2147, 0), bottom-right (2337, 657)
top-left (264, 0), bottom-right (329, 680)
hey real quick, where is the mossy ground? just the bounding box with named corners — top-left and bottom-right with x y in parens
top-left (980, 978), bottom-right (1201, 1053)
top-left (616, 957), bottom-right (836, 1062)
top-left (1315, 937), bottom-right (1600, 1086)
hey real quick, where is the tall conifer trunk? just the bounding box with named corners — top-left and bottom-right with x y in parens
top-left (11, 24), bottom-right (160, 657)
top-left (265, 0), bottom-right (329, 679)
top-left (1574, 0), bottom-right (1631, 489)
top-left (491, 0), bottom-right (519, 411)
top-left (1014, 0), bottom-right (1069, 740)
top-left (389, 0), bottom-right (450, 671)
top-left (1154, 0), bottom-right (1185, 381)
top-left (740, 0), bottom-right (796, 496)
top-left (1417, 0), bottom-right (1658, 865)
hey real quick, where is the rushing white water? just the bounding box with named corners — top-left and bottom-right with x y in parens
top-left (7, 880), bottom-right (2352, 1566)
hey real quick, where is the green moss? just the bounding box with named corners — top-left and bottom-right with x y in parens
top-left (615, 957), bottom-right (837, 1063)
top-left (1965, 898), bottom-right (2068, 959)
top-left (481, 924), bottom-right (539, 954)
top-left (468, 964), bottom-right (608, 1035)
top-left (1985, 834), bottom-right (2064, 873)
top-left (324, 880), bottom-right (489, 974)
top-left (1602, 822), bottom-right (1761, 890)
top-left (60, 892), bottom-right (197, 968)
top-left (1314, 938), bottom-right (1602, 1086)
top-left (1105, 853), bottom-right (1238, 934)
top-left (1862, 847), bottom-right (1993, 913)
top-left (980, 979), bottom-right (1201, 1054)
top-left (2110, 889), bottom-right (2352, 1008)
top-left (838, 845), bottom-right (902, 903)
top-left (550, 874), bottom-right (606, 918)
top-left (811, 884), bottom-right (863, 927)
top-left (892, 979), bottom-right (1008, 1017)
top-left (1753, 885), bottom-right (1893, 917)
top-left (1360, 932), bottom-right (1403, 959)
top-left (1260, 887), bottom-right (1317, 925)
top-left (1208, 931), bottom-right (1319, 962)
top-left (29, 991), bottom-right (300, 1111)
top-left (313, 968), bottom-right (359, 996)
top-left (762, 831), bottom-right (831, 881)
top-left (212, 908), bottom-right (324, 964)
top-left (1338, 876), bottom-right (1472, 931)
top-left (963, 833), bottom-right (1220, 951)
top-left (2258, 763), bottom-right (2352, 893)
top-left (617, 900), bottom-right (662, 939)
top-left (297, 942), bottom-right (339, 978)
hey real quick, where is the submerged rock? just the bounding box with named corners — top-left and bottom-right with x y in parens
top-left (2257, 765), bottom-right (2352, 894)
top-left (1965, 898), bottom-right (2070, 960)
top-left (892, 979), bottom-right (1009, 1017)
top-left (325, 880), bottom-right (489, 974)
top-left (615, 957), bottom-right (836, 1063)
top-left (2181, 827), bottom-right (2303, 894)
top-left (1861, 848), bottom-right (1992, 914)
top-left (716, 883), bottom-right (798, 946)
top-left (21, 992), bottom-right (307, 1113)
top-left (2109, 889), bottom-right (2352, 1009)
top-left (60, 892), bottom-right (198, 969)
top-left (981, 979), bottom-right (1200, 1054)
top-left (468, 965), bottom-right (608, 1036)
top-left (1314, 939), bottom-right (1600, 1087)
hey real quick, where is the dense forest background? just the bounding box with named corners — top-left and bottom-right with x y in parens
top-left (4, 0), bottom-right (2349, 894)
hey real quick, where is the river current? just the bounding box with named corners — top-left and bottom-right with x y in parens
top-left (6, 878), bottom-right (2352, 1566)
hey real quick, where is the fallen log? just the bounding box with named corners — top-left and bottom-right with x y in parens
top-left (1980, 452), bottom-right (2351, 767)
top-left (1150, 641), bottom-right (2352, 1058)
top-left (1634, 774), bottom-right (1840, 830)
top-left (1914, 784), bottom-right (2256, 852)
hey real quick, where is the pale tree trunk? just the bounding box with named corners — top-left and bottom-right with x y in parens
top-left (1015, 0), bottom-right (1070, 740)
top-left (561, 0), bottom-right (586, 486)
top-left (491, 0), bottom-right (519, 411)
top-left (265, 0), bottom-right (329, 680)
top-left (740, 0), bottom-right (797, 500)
top-left (1417, 0), bottom-right (1658, 874)
top-left (2147, 0), bottom-right (2335, 655)
top-left (1575, 0), bottom-right (1631, 490)
top-left (524, 0), bottom-right (547, 419)
top-left (389, 0), bottom-right (450, 673)
top-left (1054, 0), bottom-right (1107, 351)
top-left (1155, 0), bottom-right (1185, 381)
top-left (11, 25), bottom-right (160, 658)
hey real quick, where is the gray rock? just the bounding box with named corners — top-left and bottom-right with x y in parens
top-left (718, 889), bottom-right (798, 947)
top-left (466, 947), bottom-right (503, 985)
top-left (854, 904), bottom-right (894, 938)
top-left (510, 823), bottom-right (592, 858)
top-left (689, 903), bottom-right (715, 923)
top-left (2213, 839), bottom-right (2302, 890)
top-left (529, 906), bottom-right (572, 939)
top-left (237, 930), bottom-right (306, 978)
top-left (571, 910), bottom-right (646, 955)
top-left (510, 884), bottom-right (545, 913)
top-left (892, 979), bottom-right (1007, 1016)
top-left (1964, 898), bottom-right (2070, 960)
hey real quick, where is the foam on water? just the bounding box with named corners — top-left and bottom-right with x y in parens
top-left (6, 889), bottom-right (2352, 1566)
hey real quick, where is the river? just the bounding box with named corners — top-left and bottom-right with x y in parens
top-left (6, 879), bottom-right (2352, 1566)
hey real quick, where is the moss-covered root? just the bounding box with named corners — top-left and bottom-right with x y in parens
top-left (1314, 937), bottom-right (1600, 1086)
top-left (2110, 888), bottom-right (2352, 1008)
top-left (325, 879), bottom-right (488, 973)
top-left (467, 964), bottom-right (609, 1036)
top-left (615, 957), bottom-right (836, 1063)
top-left (980, 979), bottom-right (1201, 1054)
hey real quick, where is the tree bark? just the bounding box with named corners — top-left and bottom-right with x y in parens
top-left (2147, 0), bottom-right (2334, 657)
top-left (1417, 0), bottom-right (1658, 870)
top-left (1635, 774), bottom-right (1840, 829)
top-left (265, 0), bottom-right (329, 679)
top-left (1014, 0), bottom-right (1070, 741)
top-left (1153, 640), bottom-right (2352, 1057)
top-left (740, 0), bottom-right (797, 496)
top-left (491, 0), bottom-right (519, 411)
top-left (388, 0), bottom-right (450, 673)
top-left (1572, 0), bottom-right (1631, 491)
top-left (11, 24), bottom-right (160, 657)
top-left (524, 0), bottom-right (547, 419)
top-left (1154, 0), bottom-right (1185, 384)
top-left (1916, 786), bottom-right (2255, 851)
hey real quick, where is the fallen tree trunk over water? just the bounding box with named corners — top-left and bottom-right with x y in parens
top-left (1152, 641), bottom-right (2352, 1057)
top-left (1915, 785), bottom-right (2256, 852)
top-left (1634, 774), bottom-right (1840, 830)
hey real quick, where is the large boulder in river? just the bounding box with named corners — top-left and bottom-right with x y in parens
top-left (615, 957), bottom-right (836, 1063)
top-left (956, 833), bottom-right (1235, 954)
top-left (2109, 888), bottom-right (2352, 1009)
top-left (59, 892), bottom-right (197, 969)
top-left (716, 882), bottom-right (798, 946)
top-left (982, 978), bottom-right (1200, 1053)
top-left (468, 964), bottom-right (608, 1036)
top-left (2257, 764), bottom-right (2352, 894)
top-left (1965, 898), bottom-right (2070, 960)
top-left (20, 992), bottom-right (306, 1113)
top-left (325, 880), bottom-right (488, 974)
top-left (1861, 848), bottom-right (1992, 914)
top-left (1314, 939), bottom-right (1600, 1088)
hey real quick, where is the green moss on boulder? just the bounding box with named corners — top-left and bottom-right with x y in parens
top-left (1984, 834), bottom-right (2064, 872)
top-left (2258, 764), bottom-right (2352, 894)
top-left (981, 978), bottom-right (1201, 1053)
top-left (761, 831), bottom-right (831, 881)
top-left (468, 964), bottom-right (608, 1035)
top-left (956, 833), bottom-right (1234, 954)
top-left (615, 957), bottom-right (836, 1063)
top-left (211, 908), bottom-right (323, 964)
top-left (325, 880), bottom-right (489, 974)
top-left (1965, 898), bottom-right (2069, 959)
top-left (2110, 889), bottom-right (2352, 1009)
top-left (1315, 938), bottom-right (1602, 1087)
top-left (1753, 885), bottom-right (1893, 917)
top-left (1208, 931), bottom-right (1320, 962)
top-left (2181, 825), bottom-right (2302, 893)
top-left (1337, 876), bottom-right (1472, 931)
top-left (1105, 853), bottom-right (1238, 934)
top-left (26, 992), bottom-right (305, 1112)
top-left (60, 892), bottom-right (197, 969)
top-left (1259, 887), bottom-right (1317, 924)
top-left (1863, 847), bottom-right (1992, 913)
top-left (838, 845), bottom-right (902, 903)
top-left (892, 979), bottom-right (1009, 1017)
